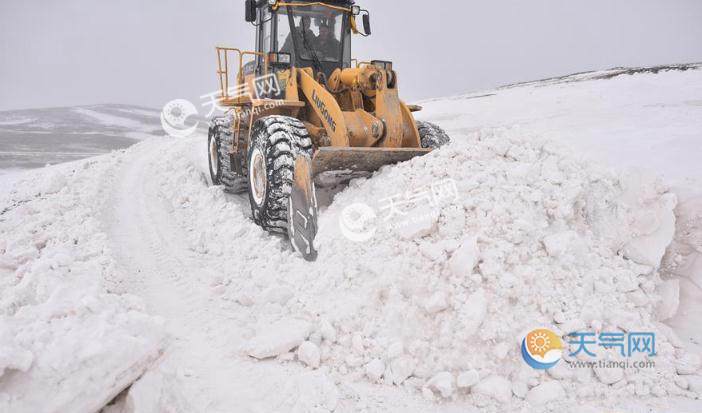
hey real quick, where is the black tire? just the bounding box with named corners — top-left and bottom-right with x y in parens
top-left (247, 116), bottom-right (313, 234)
top-left (417, 121), bottom-right (450, 149)
top-left (208, 118), bottom-right (247, 193)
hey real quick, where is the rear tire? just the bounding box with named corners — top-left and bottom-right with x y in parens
top-left (417, 121), bottom-right (450, 149)
top-left (208, 117), bottom-right (247, 193)
top-left (247, 116), bottom-right (313, 234)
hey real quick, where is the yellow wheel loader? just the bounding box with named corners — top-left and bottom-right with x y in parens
top-left (208, 0), bottom-right (450, 260)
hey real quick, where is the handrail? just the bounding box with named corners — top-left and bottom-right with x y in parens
top-left (215, 47), bottom-right (269, 102)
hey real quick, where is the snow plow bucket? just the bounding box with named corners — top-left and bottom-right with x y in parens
top-left (311, 147), bottom-right (432, 177)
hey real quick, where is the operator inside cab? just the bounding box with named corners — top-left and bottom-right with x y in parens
top-left (280, 15), bottom-right (315, 54)
top-left (315, 19), bottom-right (341, 61)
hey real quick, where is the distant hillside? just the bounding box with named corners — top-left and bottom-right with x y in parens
top-left (0, 104), bottom-right (163, 171)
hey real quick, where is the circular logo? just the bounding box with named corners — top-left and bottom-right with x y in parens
top-left (339, 202), bottom-right (377, 242)
top-left (521, 328), bottom-right (563, 369)
top-left (160, 99), bottom-right (199, 138)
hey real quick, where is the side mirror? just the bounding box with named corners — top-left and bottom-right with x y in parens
top-left (245, 0), bottom-right (256, 22)
top-left (362, 14), bottom-right (371, 35)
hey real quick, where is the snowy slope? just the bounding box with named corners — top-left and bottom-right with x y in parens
top-left (0, 104), bottom-right (163, 172)
top-left (1, 66), bottom-right (702, 413)
top-left (419, 64), bottom-right (702, 191)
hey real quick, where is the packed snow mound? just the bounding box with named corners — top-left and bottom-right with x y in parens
top-left (0, 156), bottom-right (166, 412)
top-left (419, 64), bottom-right (702, 307)
top-left (151, 125), bottom-right (697, 408)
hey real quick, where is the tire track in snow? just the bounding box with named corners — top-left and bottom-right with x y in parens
top-left (100, 138), bottom-right (324, 412)
top-left (102, 139), bottom-right (245, 409)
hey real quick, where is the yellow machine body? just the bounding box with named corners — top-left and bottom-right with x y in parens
top-left (215, 47), bottom-right (430, 178)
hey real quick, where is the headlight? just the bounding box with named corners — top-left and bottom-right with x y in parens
top-left (351, 5), bottom-right (361, 15)
top-left (268, 0), bottom-right (277, 6)
top-left (278, 53), bottom-right (291, 64)
top-left (371, 60), bottom-right (392, 71)
top-left (269, 52), bottom-right (292, 66)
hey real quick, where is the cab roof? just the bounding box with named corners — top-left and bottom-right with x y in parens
top-left (265, 0), bottom-right (355, 6)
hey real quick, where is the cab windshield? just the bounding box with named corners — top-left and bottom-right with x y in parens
top-left (277, 5), bottom-right (345, 63)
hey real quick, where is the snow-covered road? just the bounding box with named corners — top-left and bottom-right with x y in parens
top-left (104, 138), bottom-right (278, 411)
top-left (96, 137), bottom-right (434, 412)
top-left (2, 66), bottom-right (702, 412)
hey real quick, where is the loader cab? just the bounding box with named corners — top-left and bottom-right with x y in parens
top-left (251, 1), bottom-right (356, 78)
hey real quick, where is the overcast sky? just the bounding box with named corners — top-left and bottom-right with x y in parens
top-left (1, 0), bottom-right (702, 111)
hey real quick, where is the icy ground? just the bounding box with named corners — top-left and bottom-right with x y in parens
top-left (1, 66), bottom-right (701, 412)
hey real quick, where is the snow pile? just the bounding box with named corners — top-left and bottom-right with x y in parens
top-left (304, 128), bottom-right (690, 406)
top-left (664, 194), bottom-right (702, 289)
top-left (419, 66), bottom-right (702, 296)
top-left (152, 126), bottom-right (699, 409)
top-left (0, 157), bottom-right (165, 412)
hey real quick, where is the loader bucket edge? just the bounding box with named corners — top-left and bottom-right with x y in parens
top-left (311, 147), bottom-right (432, 177)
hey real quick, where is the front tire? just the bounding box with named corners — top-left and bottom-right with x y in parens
top-left (417, 121), bottom-right (450, 149)
top-left (208, 118), bottom-right (247, 193)
top-left (208, 126), bottom-right (223, 185)
top-left (247, 116), bottom-right (313, 234)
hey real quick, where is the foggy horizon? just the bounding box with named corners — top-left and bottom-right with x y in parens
top-left (2, 0), bottom-right (702, 112)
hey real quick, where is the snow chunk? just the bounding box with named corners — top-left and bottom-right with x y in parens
top-left (365, 359), bottom-right (385, 382)
top-left (459, 289), bottom-right (488, 337)
top-left (425, 371), bottom-right (454, 398)
top-left (656, 279), bottom-right (680, 320)
top-left (511, 381), bottom-right (529, 399)
top-left (472, 375), bottom-right (511, 403)
top-left (448, 236), bottom-right (479, 277)
top-left (297, 341), bottom-right (321, 369)
top-left (248, 319), bottom-right (311, 359)
top-left (424, 291), bottom-right (449, 314)
top-left (0, 346), bottom-right (34, 377)
top-left (319, 319), bottom-right (337, 343)
top-left (456, 369), bottom-right (480, 389)
top-left (389, 356), bottom-right (415, 385)
top-left (622, 193), bottom-right (677, 267)
top-left (394, 205), bottom-right (439, 240)
top-left (526, 381), bottom-right (565, 405)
